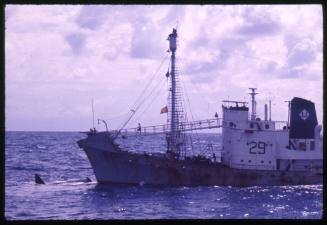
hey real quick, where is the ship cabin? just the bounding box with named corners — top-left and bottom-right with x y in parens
top-left (220, 94), bottom-right (322, 173)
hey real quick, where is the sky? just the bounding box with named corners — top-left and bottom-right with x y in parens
top-left (5, 5), bottom-right (323, 132)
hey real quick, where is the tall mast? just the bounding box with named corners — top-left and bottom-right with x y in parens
top-left (169, 29), bottom-right (177, 139)
top-left (167, 28), bottom-right (182, 156)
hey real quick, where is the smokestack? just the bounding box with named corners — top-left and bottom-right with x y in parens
top-left (264, 104), bottom-right (268, 121)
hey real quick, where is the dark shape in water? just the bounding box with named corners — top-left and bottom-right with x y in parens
top-left (35, 174), bottom-right (45, 184)
top-left (84, 177), bottom-right (92, 183)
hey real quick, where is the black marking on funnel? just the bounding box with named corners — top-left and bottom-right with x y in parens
top-left (289, 97), bottom-right (318, 139)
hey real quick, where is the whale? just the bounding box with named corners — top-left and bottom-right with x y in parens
top-left (34, 174), bottom-right (92, 185)
top-left (84, 177), bottom-right (92, 183)
top-left (35, 173), bottom-right (45, 184)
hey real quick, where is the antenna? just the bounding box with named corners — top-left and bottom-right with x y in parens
top-left (248, 88), bottom-right (258, 120)
top-left (285, 100), bottom-right (291, 127)
top-left (269, 99), bottom-right (272, 121)
top-left (92, 99), bottom-right (95, 129)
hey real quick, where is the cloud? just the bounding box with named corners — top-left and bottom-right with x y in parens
top-left (5, 5), bottom-right (323, 131)
top-left (160, 5), bottom-right (186, 26)
top-left (75, 5), bottom-right (110, 30)
top-left (237, 20), bottom-right (281, 37)
top-left (183, 35), bottom-right (249, 78)
top-left (286, 39), bottom-right (317, 67)
top-left (237, 6), bottom-right (282, 37)
top-left (130, 24), bottom-right (163, 59)
top-left (128, 6), bottom-right (183, 59)
top-left (261, 61), bottom-right (279, 74)
top-left (184, 59), bottom-right (219, 75)
top-left (65, 33), bottom-right (86, 55)
top-left (260, 38), bottom-right (321, 80)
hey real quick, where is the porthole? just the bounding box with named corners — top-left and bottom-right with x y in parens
top-left (269, 161), bottom-right (271, 164)
top-left (241, 160), bottom-right (244, 162)
top-left (261, 160), bottom-right (264, 164)
top-left (248, 160), bottom-right (251, 163)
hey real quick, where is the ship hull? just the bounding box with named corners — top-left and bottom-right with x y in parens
top-left (82, 146), bottom-right (322, 186)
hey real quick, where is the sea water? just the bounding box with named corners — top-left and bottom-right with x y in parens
top-left (5, 131), bottom-right (323, 219)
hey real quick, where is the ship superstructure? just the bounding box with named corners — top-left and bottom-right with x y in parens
top-left (77, 28), bottom-right (322, 186)
top-left (220, 90), bottom-right (322, 174)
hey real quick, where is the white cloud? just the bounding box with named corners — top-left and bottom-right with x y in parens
top-left (5, 5), bottom-right (323, 131)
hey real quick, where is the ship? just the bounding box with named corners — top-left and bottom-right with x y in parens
top-left (77, 28), bottom-right (323, 186)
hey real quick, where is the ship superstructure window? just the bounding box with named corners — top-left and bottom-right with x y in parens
top-left (241, 160), bottom-right (244, 162)
top-left (265, 124), bottom-right (269, 129)
top-left (310, 141), bottom-right (315, 150)
top-left (248, 160), bottom-right (251, 163)
top-left (269, 161), bottom-right (272, 164)
top-left (261, 160), bottom-right (264, 163)
top-left (250, 123), bottom-right (254, 128)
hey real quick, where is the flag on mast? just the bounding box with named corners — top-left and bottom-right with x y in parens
top-left (160, 106), bottom-right (168, 114)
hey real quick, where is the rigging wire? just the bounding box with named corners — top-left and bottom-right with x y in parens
top-left (174, 64), bottom-right (200, 157)
top-left (134, 73), bottom-right (167, 114)
top-left (115, 53), bottom-right (169, 134)
top-left (132, 76), bottom-right (167, 124)
top-left (179, 70), bottom-right (210, 156)
top-left (130, 53), bottom-right (169, 112)
top-left (179, 72), bottom-right (199, 155)
top-left (179, 72), bottom-right (195, 122)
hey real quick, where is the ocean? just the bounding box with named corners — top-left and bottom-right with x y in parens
top-left (5, 131), bottom-right (323, 219)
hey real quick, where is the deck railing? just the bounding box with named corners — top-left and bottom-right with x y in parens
top-left (112, 118), bottom-right (222, 136)
top-left (103, 118), bottom-right (289, 137)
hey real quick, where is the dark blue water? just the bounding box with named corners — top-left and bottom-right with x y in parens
top-left (5, 131), bottom-right (323, 219)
